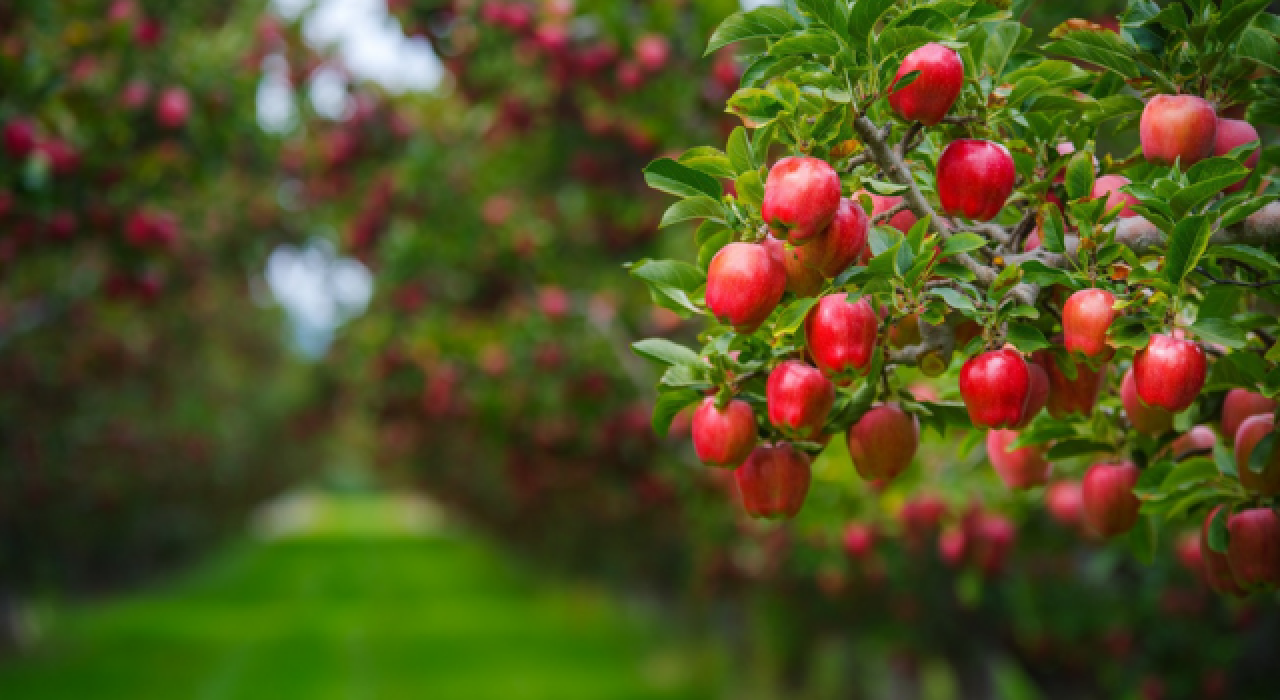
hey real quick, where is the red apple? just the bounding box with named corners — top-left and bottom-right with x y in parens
top-left (1227, 507), bottom-right (1280, 590)
top-left (887, 43), bottom-right (964, 126)
top-left (766, 360), bottom-right (834, 440)
top-left (1213, 118), bottom-right (1261, 193)
top-left (1140, 95), bottom-right (1217, 168)
top-left (761, 156), bottom-right (842, 243)
top-left (936, 139), bottom-right (1015, 222)
top-left (1082, 462), bottom-right (1141, 537)
top-left (706, 242), bottom-right (786, 332)
top-left (1175, 530), bottom-right (1203, 577)
top-left (843, 523), bottom-right (877, 559)
top-left (847, 403), bottom-right (919, 482)
top-left (156, 86), bottom-right (191, 129)
top-left (1091, 175), bottom-right (1140, 218)
top-left (1234, 414), bottom-right (1280, 495)
top-left (1013, 360), bottom-right (1049, 428)
top-left (938, 529), bottom-right (967, 568)
top-left (806, 198), bottom-right (869, 277)
top-left (538, 285), bottom-right (571, 320)
top-left (1221, 389), bottom-right (1276, 444)
top-left (899, 496), bottom-right (948, 541)
top-left (968, 513), bottom-right (1016, 576)
top-left (1171, 425), bottom-right (1216, 459)
top-left (735, 443), bottom-right (812, 520)
top-left (634, 35), bottom-right (670, 73)
top-left (1045, 480), bottom-right (1083, 527)
top-left (3, 118), bottom-right (37, 160)
top-left (986, 429), bottom-right (1050, 490)
top-left (763, 236), bottom-right (823, 297)
top-left (1037, 351), bottom-right (1105, 420)
top-left (959, 348), bottom-right (1031, 429)
top-left (1122, 368), bottom-right (1174, 434)
top-left (1062, 288), bottom-right (1118, 358)
top-left (692, 397), bottom-right (757, 467)
top-left (805, 294), bottom-right (878, 377)
top-left (1133, 334), bottom-right (1207, 413)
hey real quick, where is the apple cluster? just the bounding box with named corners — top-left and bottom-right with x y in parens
top-left (637, 1), bottom-right (1280, 596)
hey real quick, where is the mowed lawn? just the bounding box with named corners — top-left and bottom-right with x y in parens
top-left (0, 494), bottom-right (715, 700)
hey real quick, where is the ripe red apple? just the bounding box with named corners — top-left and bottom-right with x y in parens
top-left (899, 495), bottom-right (948, 542)
top-left (805, 294), bottom-right (878, 377)
top-left (1201, 505), bottom-right (1245, 596)
top-left (1234, 414), bottom-right (1280, 495)
top-left (1171, 425), bottom-right (1216, 459)
top-left (1062, 288), bottom-right (1118, 358)
top-left (1081, 462), bottom-right (1141, 537)
top-left (692, 397), bottom-right (757, 467)
top-left (634, 35), bottom-right (670, 72)
top-left (936, 139), bottom-right (1015, 222)
top-left (959, 348), bottom-right (1031, 429)
top-left (538, 285), bottom-right (571, 320)
top-left (986, 429), bottom-right (1050, 490)
top-left (1221, 389), bottom-right (1276, 443)
top-left (1140, 95), bottom-right (1217, 168)
top-left (763, 236), bottom-right (823, 297)
top-left (1213, 118), bottom-right (1261, 193)
top-left (706, 242), bottom-right (786, 332)
top-left (156, 86), bottom-right (191, 129)
top-left (1122, 368), bottom-right (1173, 434)
top-left (761, 156), bottom-right (842, 243)
top-left (846, 403), bottom-right (919, 482)
top-left (766, 360), bottom-right (834, 440)
top-left (1036, 351), bottom-right (1105, 420)
top-left (806, 198), bottom-right (869, 277)
top-left (843, 523), bottom-right (877, 559)
top-left (1226, 507), bottom-right (1280, 590)
top-left (1133, 334), bottom-right (1207, 413)
top-left (1175, 530), bottom-right (1203, 577)
top-left (887, 43), bottom-right (964, 126)
top-left (1013, 361), bottom-right (1049, 429)
top-left (1091, 175), bottom-right (1140, 218)
top-left (1045, 480), bottom-right (1083, 527)
top-left (734, 443), bottom-right (812, 520)
top-left (3, 118), bottom-right (37, 160)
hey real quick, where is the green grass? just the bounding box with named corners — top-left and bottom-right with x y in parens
top-left (0, 494), bottom-right (716, 700)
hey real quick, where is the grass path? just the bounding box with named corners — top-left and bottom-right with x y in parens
top-left (0, 493), bottom-right (714, 700)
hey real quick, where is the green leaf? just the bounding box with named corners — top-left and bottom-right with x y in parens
top-left (651, 389), bottom-right (702, 438)
top-left (727, 127), bottom-right (754, 173)
top-left (1237, 27), bottom-right (1280, 74)
top-left (678, 147), bottom-right (736, 179)
top-left (706, 8), bottom-right (800, 55)
top-left (796, 0), bottom-right (850, 38)
top-left (1064, 149), bottom-right (1095, 201)
top-left (1190, 317), bottom-right (1247, 349)
top-left (1043, 28), bottom-right (1141, 79)
top-left (849, 0), bottom-right (896, 43)
top-left (1249, 432), bottom-right (1276, 475)
top-left (942, 233), bottom-right (988, 256)
top-left (726, 88), bottom-right (790, 125)
top-left (1208, 506), bottom-right (1230, 554)
top-left (1046, 439), bottom-right (1115, 460)
top-left (1163, 215), bottom-right (1212, 287)
top-left (645, 158), bottom-right (724, 200)
top-left (1206, 352), bottom-right (1268, 391)
top-left (774, 296), bottom-right (820, 337)
top-left (770, 29), bottom-right (843, 58)
top-left (930, 287), bottom-right (977, 313)
top-left (1217, 0), bottom-right (1273, 44)
top-left (876, 26), bottom-right (942, 60)
top-left (735, 170), bottom-right (765, 210)
top-left (1162, 457), bottom-right (1220, 491)
top-left (864, 179), bottom-right (909, 196)
top-left (1040, 203), bottom-right (1066, 253)
top-left (981, 21), bottom-right (1027, 81)
top-left (660, 197), bottom-right (727, 228)
top-left (632, 338), bottom-right (701, 367)
top-left (1219, 194), bottom-right (1278, 229)
top-left (1021, 260), bottom-right (1073, 287)
top-left (697, 230), bottom-right (732, 271)
top-left (1006, 322), bottom-right (1050, 353)
top-left (1108, 317), bottom-right (1152, 350)
top-left (1168, 158), bottom-right (1250, 216)
top-left (629, 259), bottom-right (706, 292)
top-left (1209, 244), bottom-right (1280, 274)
